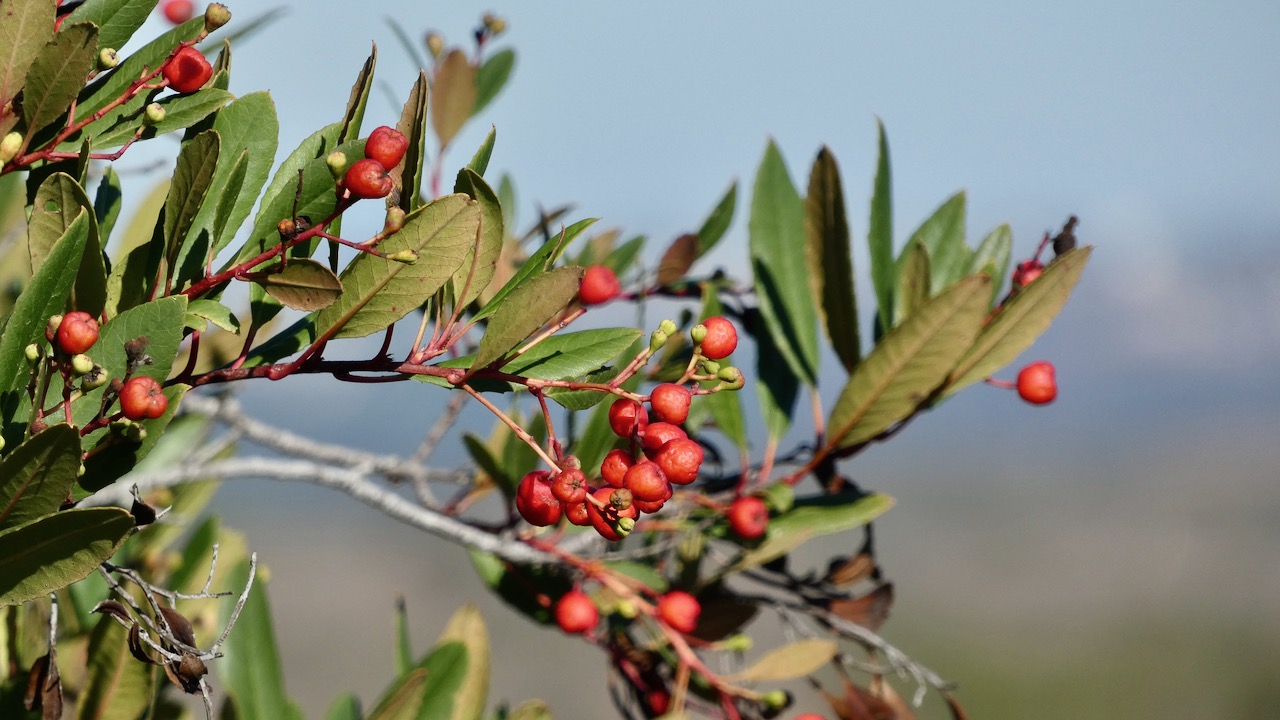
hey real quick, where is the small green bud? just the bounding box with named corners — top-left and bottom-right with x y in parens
top-left (482, 13), bottom-right (507, 35)
top-left (78, 463), bottom-right (86, 477)
top-left (615, 598), bottom-right (638, 619)
top-left (204, 3), bottom-right (232, 32)
top-left (0, 435), bottom-right (5, 452)
top-left (721, 633), bottom-right (753, 653)
top-left (383, 206), bottom-right (406, 234)
top-left (701, 359), bottom-right (720, 375)
top-left (25, 344), bottom-right (41, 364)
top-left (143, 102), bottom-right (166, 125)
top-left (614, 516), bottom-right (636, 537)
top-left (425, 32), bottom-right (445, 59)
top-left (690, 323), bottom-right (708, 344)
top-left (97, 48), bottom-right (119, 70)
top-left (0, 131), bottom-right (21, 163)
top-left (326, 150), bottom-right (348, 179)
top-left (716, 366), bottom-right (745, 390)
top-left (658, 319), bottom-right (678, 336)
top-left (649, 329), bottom-right (669, 352)
top-left (70, 353), bottom-right (94, 376)
top-left (386, 249), bottom-right (418, 264)
top-left (81, 365), bottom-right (109, 390)
top-left (761, 689), bottom-right (790, 710)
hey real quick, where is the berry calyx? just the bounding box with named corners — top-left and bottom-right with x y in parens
top-left (653, 437), bottom-right (703, 485)
top-left (554, 590), bottom-right (599, 635)
top-left (600, 448), bottom-right (635, 488)
top-left (622, 461), bottom-right (671, 503)
top-left (119, 377), bottom-right (168, 420)
top-left (640, 422), bottom-right (687, 456)
top-left (550, 468), bottom-right (588, 505)
top-left (727, 496), bottom-right (769, 539)
top-left (364, 126), bottom-right (410, 170)
top-left (608, 398), bottom-right (648, 438)
top-left (161, 0), bottom-right (194, 24)
top-left (697, 316), bottom-right (738, 360)
top-left (163, 47), bottom-right (212, 94)
top-left (1016, 361), bottom-right (1057, 405)
top-left (343, 158), bottom-right (393, 200)
top-left (586, 487), bottom-right (639, 542)
top-left (579, 265), bottom-right (622, 305)
top-left (648, 383), bottom-right (691, 425)
top-left (515, 470), bottom-right (562, 526)
top-left (656, 590), bottom-right (701, 634)
top-left (56, 311), bottom-right (99, 355)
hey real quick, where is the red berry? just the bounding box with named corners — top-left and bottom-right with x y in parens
top-left (563, 500), bottom-right (592, 526)
top-left (644, 689), bottom-right (671, 716)
top-left (600, 448), bottom-right (634, 488)
top-left (641, 422), bottom-right (687, 457)
top-left (656, 590), bottom-right (701, 634)
top-left (579, 265), bottom-right (622, 305)
top-left (56, 311), bottom-right (99, 355)
top-left (163, 46), bottom-right (212, 94)
top-left (161, 0), bottom-right (194, 24)
top-left (622, 461), bottom-right (670, 503)
top-left (654, 438), bottom-right (703, 485)
top-left (119, 377), bottom-right (168, 420)
top-left (793, 715), bottom-right (826, 720)
top-left (633, 497), bottom-right (667, 514)
top-left (515, 470), bottom-right (562, 526)
top-left (608, 398), bottom-right (648, 438)
top-left (648, 383), bottom-right (691, 425)
top-left (343, 158), bottom-right (393, 200)
top-left (364, 126), bottom-right (410, 170)
top-left (1011, 259), bottom-right (1044, 289)
top-left (698, 316), bottom-right (738, 360)
top-left (554, 590), bottom-right (599, 635)
top-left (586, 487), bottom-right (638, 542)
top-left (727, 496), bottom-right (769, 539)
top-left (1016, 361), bottom-right (1057, 405)
top-left (551, 468), bottom-right (588, 505)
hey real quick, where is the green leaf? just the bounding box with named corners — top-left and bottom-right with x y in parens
top-left (0, 0), bottom-right (54, 112)
top-left (467, 126), bottom-right (496, 176)
top-left (204, 148), bottom-right (250, 271)
top-left (967, 223), bottom-right (1013, 308)
top-left (452, 168), bottom-right (504, 307)
top-left (432, 49), bottom-right (476, 150)
top-left (805, 146), bottom-right (859, 373)
top-left (435, 605), bottom-right (489, 720)
top-left (749, 140), bottom-right (818, 386)
top-left (105, 177), bottom-right (167, 315)
top-left (240, 122), bottom-right (342, 265)
top-left (185, 298), bottom-right (240, 333)
top-left (0, 507), bottom-right (132, 606)
top-left (416, 642), bottom-right (469, 720)
top-left (468, 550), bottom-right (570, 625)
top-left (507, 700), bottom-right (553, 720)
top-left (394, 596), bottom-right (413, 676)
top-left (945, 246), bottom-right (1092, 394)
top-left (696, 181), bottom-right (736, 257)
top-left (326, 693), bottom-right (363, 720)
top-left (604, 561), bottom-right (669, 592)
top-left (472, 218), bottom-right (597, 323)
top-left (462, 431), bottom-right (515, 498)
top-left (339, 44), bottom-right (377, 144)
top-left (474, 49), bottom-right (514, 117)
top-left (601, 234), bottom-right (645, 277)
top-left (767, 491), bottom-right (894, 539)
top-left (23, 23), bottom-right (98, 138)
top-left (28, 172), bottom-right (106, 315)
top-left (752, 310), bottom-right (800, 442)
top-left (730, 639), bottom-right (838, 683)
top-left (893, 239), bottom-right (930, 325)
top-left (905, 191), bottom-right (967, 296)
top-left (0, 425), bottom-right (81, 532)
top-left (64, 87), bottom-right (232, 151)
top-left (496, 174), bottom-right (516, 231)
top-left (163, 130), bottom-right (220, 287)
top-left (253, 258), bottom-right (343, 311)
top-left (93, 165), bottom-right (123, 241)
top-left (826, 275), bottom-right (990, 450)
top-left (314, 194), bottom-right (479, 339)
top-left (74, 16), bottom-right (204, 124)
top-left (868, 119), bottom-right (895, 336)
top-left (368, 668), bottom-right (430, 720)
top-left (220, 557), bottom-right (304, 720)
top-left (469, 266), bottom-right (584, 372)
top-left (65, 0), bottom-right (156, 53)
top-left (394, 70), bottom-right (430, 214)
top-left (76, 614), bottom-right (153, 720)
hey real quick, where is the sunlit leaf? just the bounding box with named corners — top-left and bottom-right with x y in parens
top-left (893, 239), bottom-right (929, 325)
top-left (28, 172), bottom-right (106, 315)
top-left (0, 508), bottom-right (133, 606)
top-left (452, 168), bottom-right (503, 307)
top-left (474, 48), bottom-right (515, 117)
top-left (696, 181), bottom-right (736, 257)
top-left (469, 266), bottom-right (584, 372)
top-left (0, 425), bottom-right (81, 532)
top-left (23, 23), bottom-right (98, 138)
top-left (967, 223), bottom-right (1012, 308)
top-left (905, 191), bottom-right (966, 295)
top-left (254, 258), bottom-right (343, 311)
top-left (467, 126), bottom-right (496, 176)
top-left (366, 668), bottom-right (429, 720)
top-left (432, 49), bottom-right (476, 149)
top-left (74, 16), bottom-right (203, 124)
top-left (472, 218), bottom-right (597, 323)
top-left (767, 492), bottom-right (894, 540)
top-left (805, 146), bottom-right (860, 372)
top-left (163, 130), bottom-right (220, 287)
top-left (0, 0), bottom-right (54, 113)
top-left (65, 0), bottom-right (156, 53)
top-left (730, 639), bottom-right (837, 683)
top-left (436, 604), bottom-right (489, 720)
top-left (868, 119), bottom-right (895, 336)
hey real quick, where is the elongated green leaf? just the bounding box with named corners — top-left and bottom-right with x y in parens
top-left (467, 126), bottom-right (496, 176)
top-left (367, 668), bottom-right (430, 720)
top-left (105, 178), bottom-right (167, 314)
top-left (967, 223), bottom-right (1013, 308)
top-left (316, 194), bottom-right (479, 339)
top-left (432, 50), bottom-right (476, 150)
top-left (339, 44), bottom-right (376, 144)
top-left (868, 120), bottom-right (895, 336)
top-left (826, 275), bottom-right (990, 450)
top-left (23, 23), bottom-right (98, 138)
top-left (696, 182), bottom-right (736, 257)
top-left (241, 122), bottom-right (342, 263)
top-left (94, 165), bottom-right (122, 241)
top-left (731, 639), bottom-right (838, 683)
top-left (805, 146), bottom-right (859, 372)
top-left (185, 299), bottom-right (239, 333)
top-left (29, 173), bottom-right (105, 317)
top-left (766, 492), bottom-right (894, 539)
top-left (469, 266), bottom-right (583, 372)
top-left (474, 49), bottom-right (514, 117)
top-left (750, 140), bottom-right (818, 386)
top-left (0, 507), bottom-right (132, 605)
top-left (220, 557), bottom-right (303, 720)
top-left (0, 424), bottom-right (80, 531)
top-left (326, 693), bottom-right (362, 720)
top-left (452, 168), bottom-right (503, 307)
top-left (905, 191), bottom-right (966, 295)
top-left (753, 309), bottom-right (800, 442)
top-left (468, 550), bottom-right (570, 626)
top-left (65, 0), bottom-right (156, 53)
top-left (394, 70), bottom-right (429, 214)
top-left (602, 234), bottom-right (645, 276)
top-left (74, 16), bottom-right (204, 123)
top-left (893, 239), bottom-right (930, 324)
top-left (254, 258), bottom-right (343, 311)
top-left (416, 642), bottom-right (468, 720)
top-left (472, 218), bottom-right (597, 322)
top-left (0, 0), bottom-right (53, 110)
top-left (75, 615), bottom-right (153, 720)
top-left (205, 149), bottom-right (250, 269)
top-left (507, 701), bottom-right (553, 720)
top-left (945, 246), bottom-right (1092, 394)
top-left (463, 432), bottom-right (514, 497)
top-left (431, 328), bottom-right (643, 396)
top-left (436, 605), bottom-right (489, 720)
top-left (164, 130), bottom-right (219, 285)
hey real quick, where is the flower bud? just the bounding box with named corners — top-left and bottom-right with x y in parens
top-left (143, 102), bottom-right (166, 126)
top-left (386, 249), bottom-right (418, 264)
top-left (71, 353), bottom-right (94, 376)
top-left (658, 319), bottom-right (678, 336)
top-left (690, 323), bottom-right (708, 344)
top-left (25, 344), bottom-right (41, 364)
top-left (97, 48), bottom-right (119, 70)
top-left (425, 32), bottom-right (445, 58)
top-left (326, 150), bottom-right (348, 179)
top-left (716, 366), bottom-right (745, 390)
top-left (482, 13), bottom-right (507, 35)
top-left (126, 423), bottom-right (147, 443)
top-left (615, 598), bottom-right (638, 619)
top-left (761, 689), bottom-right (791, 710)
top-left (649, 329), bottom-right (668, 352)
top-left (700, 359), bottom-right (720, 375)
top-left (0, 131), bottom-right (21, 163)
top-left (613, 516), bottom-right (635, 537)
top-left (383, 206), bottom-right (406, 234)
top-left (204, 3), bottom-right (232, 32)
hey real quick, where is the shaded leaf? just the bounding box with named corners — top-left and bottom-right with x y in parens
top-left (163, 130), bottom-right (220, 286)
top-left (393, 70), bottom-right (429, 214)
top-left (253, 258), bottom-right (343, 311)
top-left (94, 166), bottom-right (123, 242)
top-left (731, 639), bottom-right (837, 683)
top-left (0, 508), bottom-right (133, 605)
top-left (868, 119), bottom-right (895, 336)
top-left (78, 384), bottom-right (189, 497)
top-left (826, 275), bottom-right (990, 449)
top-left (23, 23), bottom-right (98, 138)
top-left (751, 309), bottom-right (800, 441)
top-left (469, 551), bottom-right (571, 625)
top-left (431, 49), bottom-right (475, 149)
top-left (0, 424), bottom-right (81, 532)
top-left (893, 240), bottom-right (930, 325)
top-left (367, 668), bottom-right (429, 720)
top-left (339, 44), bottom-right (377, 144)
top-left (696, 182), bottom-right (736, 257)
top-left (945, 246), bottom-right (1091, 394)
top-left (602, 234), bottom-right (645, 276)
top-left (28, 172), bottom-right (106, 315)
top-left (463, 434), bottom-right (513, 498)
top-left (967, 223), bottom-right (1012, 308)
top-left (905, 191), bottom-right (967, 295)
top-left (326, 693), bottom-right (362, 720)
top-left (105, 177), bottom-right (168, 315)
top-left (219, 557), bottom-right (303, 720)
top-left (76, 615), bottom-right (152, 720)
top-left (65, 0), bottom-right (155, 54)
top-left (656, 233), bottom-right (697, 286)
top-left (24, 647), bottom-right (62, 720)
top-left (452, 168), bottom-right (504, 307)
top-left (474, 49), bottom-right (514, 117)
top-left (435, 605), bottom-right (489, 720)
top-left (469, 266), bottom-right (584, 372)
top-left (417, 642), bottom-right (469, 720)
top-left (805, 146), bottom-right (859, 372)
top-left (0, 0), bottom-right (53, 110)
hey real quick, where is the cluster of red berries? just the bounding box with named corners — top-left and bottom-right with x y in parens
top-left (39, 313), bottom-right (168, 422)
top-left (341, 126), bottom-right (410, 200)
top-left (553, 586), bottom-right (703, 639)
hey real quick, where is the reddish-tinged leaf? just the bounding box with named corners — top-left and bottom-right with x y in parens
top-left (823, 553), bottom-right (877, 587)
top-left (655, 233), bottom-right (698, 286)
top-left (431, 49), bottom-right (476, 149)
top-left (827, 582), bottom-right (893, 631)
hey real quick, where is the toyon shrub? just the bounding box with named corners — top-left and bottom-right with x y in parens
top-left (0, 6), bottom-right (1091, 719)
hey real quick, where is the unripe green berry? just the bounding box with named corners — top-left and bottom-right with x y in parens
top-left (383, 206), bottom-right (406, 234)
top-left (649, 329), bottom-right (668, 352)
top-left (658, 319), bottom-right (678, 336)
top-left (0, 132), bottom-right (21, 163)
top-left (326, 151), bottom-right (348, 179)
top-left (45, 315), bottom-right (63, 343)
top-left (690, 323), bottom-right (708, 344)
top-left (386, 249), bottom-right (418, 264)
top-left (615, 598), bottom-right (638, 619)
top-left (204, 3), bottom-right (232, 32)
top-left (425, 32), bottom-right (445, 58)
top-left (721, 633), bottom-right (753, 653)
top-left (25, 344), bottom-right (41, 364)
top-left (97, 48), bottom-right (119, 70)
top-left (143, 102), bottom-right (166, 126)
top-left (717, 366), bottom-right (744, 384)
top-left (701, 359), bottom-right (721, 375)
top-left (78, 463), bottom-right (86, 477)
top-left (614, 516), bottom-right (636, 537)
top-left (81, 365), bottom-right (109, 390)
top-left (761, 689), bottom-right (790, 710)
top-left (71, 354), bottom-right (94, 376)
top-left (0, 435), bottom-right (5, 452)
